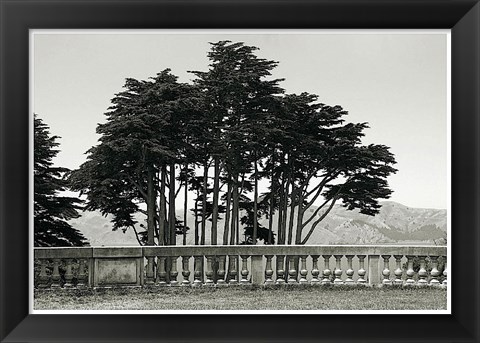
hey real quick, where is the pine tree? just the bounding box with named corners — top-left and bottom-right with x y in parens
top-left (34, 114), bottom-right (87, 247)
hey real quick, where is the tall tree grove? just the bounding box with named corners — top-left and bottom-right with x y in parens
top-left (69, 41), bottom-right (397, 247)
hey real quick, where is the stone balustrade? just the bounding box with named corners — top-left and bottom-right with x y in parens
top-left (34, 245), bottom-right (447, 289)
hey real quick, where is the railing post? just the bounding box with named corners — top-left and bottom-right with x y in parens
top-left (405, 255), bottom-right (416, 286)
top-left (217, 256), bottom-right (226, 286)
top-left (64, 259), bottom-right (74, 288)
top-left (51, 259), bottom-right (61, 288)
top-left (429, 256), bottom-right (441, 286)
top-left (228, 256), bottom-right (238, 285)
top-left (205, 256), bottom-right (215, 286)
top-left (170, 256), bottom-right (179, 286)
top-left (357, 255), bottom-right (366, 285)
top-left (240, 255), bottom-right (250, 285)
top-left (250, 255), bottom-right (263, 285)
top-left (157, 256), bottom-right (168, 286)
top-left (442, 260), bottom-right (447, 287)
top-left (275, 255), bottom-right (286, 285)
top-left (193, 256), bottom-right (203, 287)
top-left (381, 255), bottom-right (392, 286)
top-left (345, 255), bottom-right (354, 285)
top-left (77, 259), bottom-right (87, 289)
top-left (37, 259), bottom-right (49, 289)
top-left (299, 256), bottom-right (308, 284)
top-left (368, 255), bottom-right (380, 286)
top-left (287, 256), bottom-right (297, 284)
top-left (145, 257), bottom-right (155, 286)
top-left (322, 255), bottom-right (332, 285)
top-left (417, 256), bottom-right (428, 286)
top-left (393, 255), bottom-right (403, 285)
top-left (310, 255), bottom-right (320, 285)
top-left (181, 256), bottom-right (191, 286)
top-left (333, 255), bottom-right (343, 285)
top-left (264, 255), bottom-right (274, 286)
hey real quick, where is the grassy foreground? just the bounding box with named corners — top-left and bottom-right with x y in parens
top-left (34, 285), bottom-right (447, 311)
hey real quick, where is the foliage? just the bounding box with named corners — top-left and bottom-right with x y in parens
top-left (34, 115), bottom-right (87, 247)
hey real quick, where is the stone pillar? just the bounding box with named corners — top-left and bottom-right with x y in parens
top-left (368, 255), bottom-right (380, 286)
top-left (250, 255), bottom-right (263, 285)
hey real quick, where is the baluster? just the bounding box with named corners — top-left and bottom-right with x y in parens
top-left (275, 255), bottom-right (286, 285)
top-left (181, 256), bottom-right (191, 286)
top-left (229, 256), bottom-right (238, 285)
top-left (417, 256), bottom-right (428, 286)
top-left (205, 256), bottom-right (215, 286)
top-left (157, 256), bottom-right (168, 286)
top-left (393, 255), bottom-right (403, 285)
top-left (405, 255), bottom-right (416, 286)
top-left (240, 255), bottom-right (250, 285)
top-left (51, 258), bottom-right (61, 288)
top-left (193, 256), bottom-right (203, 287)
top-left (37, 259), bottom-right (49, 289)
top-left (322, 255), bottom-right (332, 285)
top-left (169, 256), bottom-right (179, 286)
top-left (217, 256), bottom-right (226, 286)
top-left (333, 255), bottom-right (343, 285)
top-left (77, 259), bottom-right (87, 289)
top-left (64, 259), bottom-right (74, 288)
top-left (429, 256), bottom-right (441, 286)
top-left (382, 255), bottom-right (392, 285)
top-left (357, 255), bottom-right (367, 285)
top-left (442, 260), bottom-right (447, 287)
top-left (299, 256), bottom-right (308, 284)
top-left (310, 255), bottom-right (320, 285)
top-left (145, 257), bottom-right (155, 286)
top-left (264, 255), bottom-right (274, 286)
top-left (287, 256), bottom-right (298, 284)
top-left (345, 255), bottom-right (355, 285)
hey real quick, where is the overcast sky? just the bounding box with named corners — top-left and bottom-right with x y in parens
top-left (32, 30), bottom-right (449, 210)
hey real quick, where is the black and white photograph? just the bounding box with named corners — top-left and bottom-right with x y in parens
top-left (31, 30), bottom-right (450, 313)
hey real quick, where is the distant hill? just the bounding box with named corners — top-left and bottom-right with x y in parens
top-left (69, 201), bottom-right (447, 246)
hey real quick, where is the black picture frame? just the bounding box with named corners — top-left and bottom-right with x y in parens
top-left (1, 0), bottom-right (479, 342)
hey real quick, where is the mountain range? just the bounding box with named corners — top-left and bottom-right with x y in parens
top-left (69, 201), bottom-right (447, 246)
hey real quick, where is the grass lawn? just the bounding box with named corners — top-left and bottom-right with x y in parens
top-left (34, 285), bottom-right (447, 311)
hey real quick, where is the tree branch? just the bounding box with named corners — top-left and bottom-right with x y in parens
top-left (128, 176), bottom-right (148, 201)
top-left (301, 195), bottom-right (339, 245)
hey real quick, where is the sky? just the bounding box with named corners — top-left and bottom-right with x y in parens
top-left (32, 30), bottom-right (449, 210)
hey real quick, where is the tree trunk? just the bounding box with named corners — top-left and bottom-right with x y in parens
top-left (211, 157), bottom-right (220, 245)
top-left (295, 189), bottom-right (305, 244)
top-left (230, 174), bottom-right (238, 246)
top-left (223, 176), bottom-right (232, 245)
top-left (194, 193), bottom-right (199, 245)
top-left (169, 163), bottom-right (176, 246)
top-left (183, 164), bottom-right (188, 245)
top-left (287, 187), bottom-right (296, 245)
top-left (146, 166), bottom-right (156, 246)
top-left (159, 165), bottom-right (167, 246)
top-left (252, 155), bottom-right (258, 245)
top-left (201, 160), bottom-right (208, 245)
